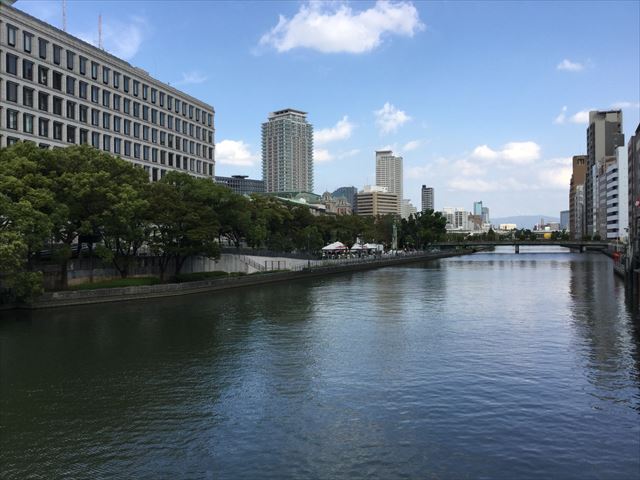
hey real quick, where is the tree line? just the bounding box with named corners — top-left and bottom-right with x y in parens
top-left (0, 143), bottom-right (447, 300)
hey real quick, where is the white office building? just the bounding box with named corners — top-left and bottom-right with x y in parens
top-left (0, 3), bottom-right (215, 181)
top-left (604, 146), bottom-right (629, 240)
top-left (421, 185), bottom-right (434, 212)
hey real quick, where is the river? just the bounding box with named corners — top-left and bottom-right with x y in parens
top-left (1, 248), bottom-right (639, 479)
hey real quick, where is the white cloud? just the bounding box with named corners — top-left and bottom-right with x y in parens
top-left (175, 71), bottom-right (208, 86)
top-left (216, 140), bottom-right (258, 167)
top-left (454, 159), bottom-right (486, 177)
top-left (314, 148), bottom-right (334, 163)
top-left (570, 110), bottom-right (590, 124)
top-left (402, 139), bottom-right (421, 151)
top-left (538, 166), bottom-right (572, 190)
top-left (471, 145), bottom-right (499, 160)
top-left (374, 102), bottom-right (411, 134)
top-left (611, 101), bottom-right (640, 109)
top-left (554, 105), bottom-right (567, 124)
top-left (259, 0), bottom-right (424, 54)
top-left (471, 142), bottom-right (540, 165)
top-left (406, 164), bottom-right (433, 179)
top-left (315, 116), bottom-right (354, 144)
top-left (501, 142), bottom-right (541, 164)
top-left (338, 148), bottom-right (360, 159)
top-left (448, 177), bottom-right (526, 192)
top-left (557, 59), bottom-right (584, 72)
top-left (76, 16), bottom-right (148, 60)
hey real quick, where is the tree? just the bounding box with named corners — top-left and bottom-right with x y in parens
top-left (148, 172), bottom-right (221, 281)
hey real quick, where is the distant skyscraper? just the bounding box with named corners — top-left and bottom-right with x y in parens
top-left (375, 150), bottom-right (403, 213)
top-left (481, 207), bottom-right (490, 224)
top-left (421, 186), bottom-right (434, 212)
top-left (473, 201), bottom-right (483, 217)
top-left (332, 186), bottom-right (358, 207)
top-left (585, 110), bottom-right (625, 237)
top-left (262, 109), bottom-right (313, 193)
top-left (355, 185), bottom-right (399, 217)
top-left (560, 210), bottom-right (570, 230)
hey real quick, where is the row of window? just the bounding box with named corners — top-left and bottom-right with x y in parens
top-left (6, 22), bottom-right (213, 127)
top-left (4, 111), bottom-right (213, 176)
top-left (5, 53), bottom-right (213, 145)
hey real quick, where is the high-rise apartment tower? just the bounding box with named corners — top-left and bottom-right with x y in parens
top-left (261, 108), bottom-right (313, 193)
top-left (421, 185), bottom-right (434, 212)
top-left (375, 150), bottom-right (402, 213)
top-left (585, 110), bottom-right (625, 237)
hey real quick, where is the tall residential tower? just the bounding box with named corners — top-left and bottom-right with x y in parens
top-left (375, 150), bottom-right (402, 213)
top-left (261, 109), bottom-right (313, 193)
top-left (421, 185), bottom-right (434, 212)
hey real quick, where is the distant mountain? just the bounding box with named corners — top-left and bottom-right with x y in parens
top-left (491, 215), bottom-right (560, 230)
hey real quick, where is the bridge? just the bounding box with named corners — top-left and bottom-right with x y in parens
top-left (431, 240), bottom-right (614, 254)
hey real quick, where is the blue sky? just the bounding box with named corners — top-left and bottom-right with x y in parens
top-left (16, 0), bottom-right (640, 217)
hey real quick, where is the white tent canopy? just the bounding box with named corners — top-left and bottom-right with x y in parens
top-left (322, 241), bottom-right (348, 251)
top-left (350, 243), bottom-right (364, 251)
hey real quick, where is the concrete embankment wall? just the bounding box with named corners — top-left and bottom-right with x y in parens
top-left (21, 250), bottom-right (472, 310)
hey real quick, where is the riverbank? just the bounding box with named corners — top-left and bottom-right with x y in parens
top-left (8, 249), bottom-right (475, 310)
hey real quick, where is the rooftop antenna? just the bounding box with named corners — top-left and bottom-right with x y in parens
top-left (98, 14), bottom-right (103, 49)
top-left (62, 0), bottom-right (67, 32)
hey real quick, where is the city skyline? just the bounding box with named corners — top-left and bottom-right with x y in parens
top-left (13, 0), bottom-right (640, 216)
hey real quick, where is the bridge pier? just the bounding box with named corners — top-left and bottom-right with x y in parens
top-left (515, 245), bottom-right (520, 254)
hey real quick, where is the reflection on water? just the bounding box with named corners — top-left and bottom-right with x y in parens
top-left (0, 248), bottom-right (638, 479)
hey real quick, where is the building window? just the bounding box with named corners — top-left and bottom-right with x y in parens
top-left (123, 76), bottom-right (130, 93)
top-left (182, 103), bottom-right (187, 116)
top-left (189, 105), bottom-right (193, 119)
top-left (7, 24), bottom-right (17, 46)
top-left (133, 80), bottom-right (139, 96)
top-left (133, 122), bottom-right (140, 138)
top-left (103, 135), bottom-right (111, 152)
top-left (152, 148), bottom-right (158, 163)
top-left (53, 96), bottom-right (63, 115)
top-left (53, 45), bottom-right (62, 65)
top-left (143, 125), bottom-right (149, 141)
top-left (22, 59), bottom-right (33, 80)
top-left (66, 101), bottom-right (76, 120)
top-left (124, 119), bottom-right (131, 135)
top-left (91, 108), bottom-right (99, 126)
top-left (7, 137), bottom-right (20, 146)
top-left (53, 121), bottom-right (63, 140)
top-left (103, 66), bottom-right (110, 84)
top-left (160, 131), bottom-right (166, 146)
top-left (134, 143), bottom-right (141, 158)
top-left (168, 153), bottom-right (173, 166)
top-left (66, 50), bottom-right (75, 70)
top-left (142, 84), bottom-right (148, 100)
top-left (124, 98), bottom-right (131, 114)
top-left (38, 92), bottom-right (49, 111)
top-left (23, 113), bottom-right (34, 134)
top-left (102, 90), bottom-right (110, 107)
top-left (6, 109), bottom-right (18, 130)
top-left (92, 132), bottom-right (100, 148)
top-left (79, 56), bottom-right (87, 75)
top-left (159, 112), bottom-right (165, 127)
top-left (79, 105), bottom-right (88, 123)
top-left (38, 118), bottom-right (49, 137)
top-left (151, 88), bottom-right (157, 104)
top-left (143, 106), bottom-right (149, 121)
top-left (167, 96), bottom-right (173, 110)
top-left (52, 71), bottom-right (62, 90)
top-left (6, 81), bottom-right (18, 103)
top-left (133, 102), bottom-right (140, 118)
top-left (114, 137), bottom-right (121, 154)
top-left (22, 32), bottom-right (33, 53)
top-left (38, 38), bottom-right (48, 59)
top-left (79, 81), bottom-right (88, 99)
top-left (160, 150), bottom-right (166, 164)
top-left (151, 128), bottom-right (157, 144)
top-left (91, 62), bottom-right (98, 80)
top-left (80, 129), bottom-right (88, 145)
top-left (103, 112), bottom-right (111, 129)
top-left (124, 140), bottom-right (131, 156)
top-left (151, 109), bottom-right (157, 124)
top-left (23, 87), bottom-right (34, 107)
top-left (66, 76), bottom-right (75, 95)
top-left (91, 85), bottom-right (99, 103)
top-left (159, 92), bottom-right (165, 107)
top-left (113, 94), bottom-right (121, 111)
top-left (175, 99), bottom-right (181, 113)
top-left (6, 53), bottom-right (18, 75)
top-left (113, 116), bottom-right (121, 132)
top-left (143, 146), bottom-right (150, 161)
top-left (67, 125), bottom-right (76, 143)
top-left (168, 115), bottom-right (173, 129)
top-left (113, 72), bottom-right (120, 89)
